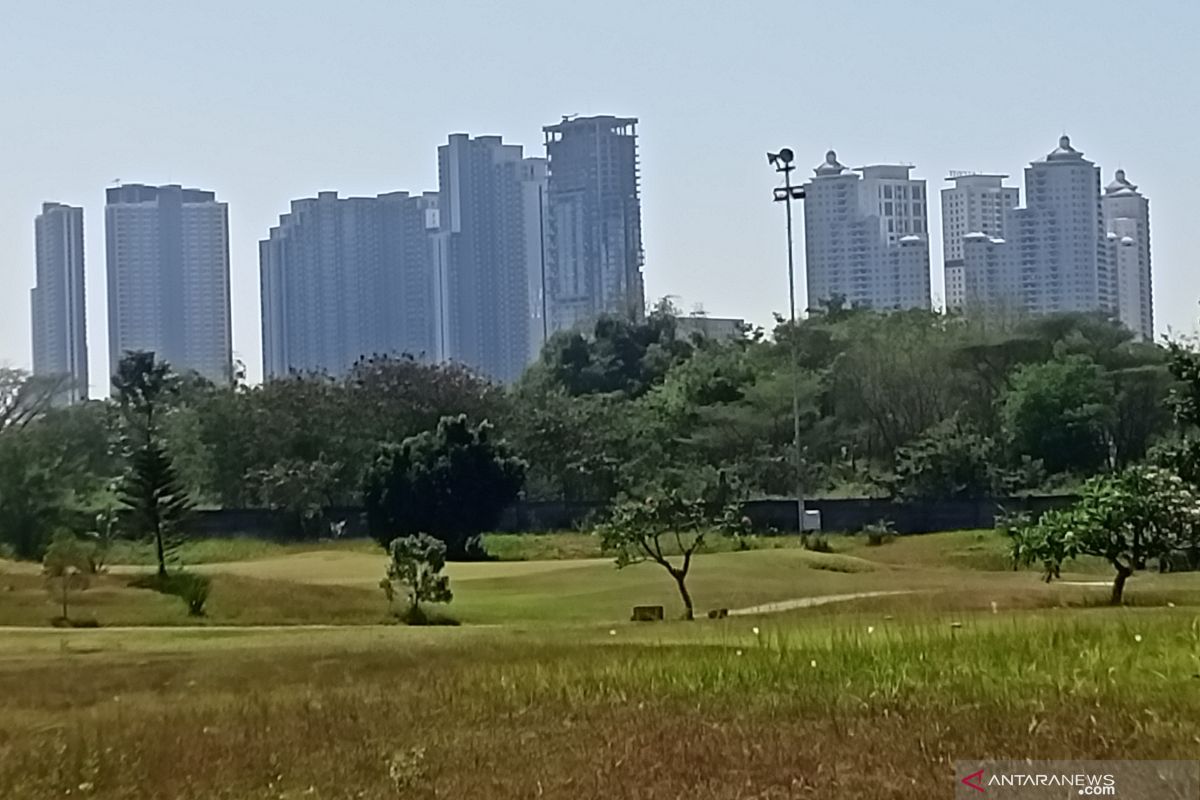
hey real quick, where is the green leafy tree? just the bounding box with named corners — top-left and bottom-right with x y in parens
top-left (363, 415), bottom-right (525, 560)
top-left (890, 417), bottom-right (1041, 499)
top-left (0, 432), bottom-right (72, 559)
top-left (1014, 466), bottom-right (1200, 604)
top-left (113, 352), bottom-right (194, 577)
top-left (1001, 355), bottom-right (1113, 475)
top-left (598, 473), bottom-right (739, 621)
top-left (42, 531), bottom-right (94, 623)
top-left (253, 457), bottom-right (343, 538)
top-left (380, 533), bottom-right (453, 624)
top-left (536, 302), bottom-right (694, 398)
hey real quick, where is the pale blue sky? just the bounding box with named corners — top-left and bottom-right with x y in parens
top-left (2, 0), bottom-right (1197, 389)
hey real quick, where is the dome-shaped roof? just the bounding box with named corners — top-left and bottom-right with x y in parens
top-left (1105, 168), bottom-right (1140, 196)
top-left (1046, 134), bottom-right (1084, 161)
top-left (814, 149), bottom-right (846, 176)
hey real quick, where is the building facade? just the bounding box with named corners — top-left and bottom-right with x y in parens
top-left (435, 134), bottom-right (543, 382)
top-left (940, 174), bottom-right (1019, 309)
top-left (542, 115), bottom-right (645, 334)
top-left (31, 202), bottom-right (88, 403)
top-left (957, 136), bottom-right (1114, 320)
top-left (105, 184), bottom-right (232, 384)
top-left (260, 191), bottom-right (439, 378)
top-left (676, 315), bottom-right (746, 341)
top-left (1102, 169), bottom-right (1153, 340)
top-left (801, 151), bottom-right (931, 311)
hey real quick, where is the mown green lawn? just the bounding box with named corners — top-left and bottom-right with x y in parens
top-left (3, 530), bottom-right (1197, 627)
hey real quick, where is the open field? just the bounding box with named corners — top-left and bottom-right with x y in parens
top-left (1, 612), bottom-right (1198, 799)
top-left (3, 531), bottom-right (1200, 797)
top-left (4, 530), bottom-right (1199, 627)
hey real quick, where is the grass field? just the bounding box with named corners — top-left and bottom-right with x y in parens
top-left (2, 530), bottom-right (1200, 798)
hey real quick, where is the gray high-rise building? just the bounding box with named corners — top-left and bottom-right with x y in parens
top-left (31, 202), bottom-right (88, 403)
top-left (105, 184), bottom-right (232, 384)
top-left (260, 191), bottom-right (440, 378)
top-left (542, 115), bottom-right (645, 333)
top-left (435, 134), bottom-right (543, 382)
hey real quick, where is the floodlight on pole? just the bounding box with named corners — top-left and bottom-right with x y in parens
top-left (768, 147), bottom-right (806, 534)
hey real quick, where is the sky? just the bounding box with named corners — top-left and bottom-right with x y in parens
top-left (2, 0), bottom-right (1198, 391)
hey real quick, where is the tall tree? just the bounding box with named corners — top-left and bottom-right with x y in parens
top-left (113, 352), bottom-right (193, 577)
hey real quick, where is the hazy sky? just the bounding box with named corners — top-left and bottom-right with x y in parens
top-left (3, 0), bottom-right (1198, 390)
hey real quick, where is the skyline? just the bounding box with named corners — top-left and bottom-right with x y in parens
top-left (3, 1), bottom-right (1198, 389)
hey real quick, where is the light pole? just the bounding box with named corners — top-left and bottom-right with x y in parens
top-left (767, 148), bottom-right (806, 534)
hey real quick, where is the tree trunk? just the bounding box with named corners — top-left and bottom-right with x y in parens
top-left (61, 580), bottom-right (69, 621)
top-left (1110, 564), bottom-right (1132, 606)
top-left (672, 571), bottom-right (694, 621)
top-left (155, 525), bottom-right (167, 578)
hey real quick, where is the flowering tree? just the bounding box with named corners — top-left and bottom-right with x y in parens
top-left (1014, 466), bottom-right (1200, 604)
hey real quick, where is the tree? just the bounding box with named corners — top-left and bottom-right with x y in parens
top-left (113, 352), bottom-right (193, 577)
top-left (536, 302), bottom-right (694, 398)
top-left (1001, 355), bottom-right (1113, 475)
top-left (380, 534), bottom-right (453, 624)
top-left (890, 417), bottom-right (1041, 500)
top-left (43, 531), bottom-right (94, 623)
top-left (363, 415), bottom-right (525, 560)
top-left (0, 369), bottom-right (74, 432)
top-left (1013, 466), bottom-right (1200, 604)
top-left (598, 474), bottom-right (738, 621)
top-left (253, 457), bottom-right (343, 538)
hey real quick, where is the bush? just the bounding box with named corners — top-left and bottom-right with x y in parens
top-left (861, 520), bottom-right (897, 546)
top-left (803, 534), bottom-right (834, 553)
top-left (364, 416), bottom-right (525, 561)
top-left (129, 571), bottom-right (212, 616)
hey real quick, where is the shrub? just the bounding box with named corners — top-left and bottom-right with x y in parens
top-left (129, 571), bottom-right (212, 616)
top-left (862, 520), bottom-right (896, 547)
top-left (380, 534), bottom-right (453, 624)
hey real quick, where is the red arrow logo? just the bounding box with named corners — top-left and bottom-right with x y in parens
top-left (962, 769), bottom-right (985, 793)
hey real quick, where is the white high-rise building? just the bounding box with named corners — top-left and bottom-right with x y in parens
top-left (957, 136), bottom-right (1114, 319)
top-left (940, 174), bottom-right (1019, 309)
top-left (802, 151), bottom-right (931, 311)
top-left (31, 202), bottom-right (88, 403)
top-left (105, 184), bottom-right (232, 384)
top-left (260, 191), bottom-right (440, 378)
top-left (1103, 169), bottom-right (1153, 341)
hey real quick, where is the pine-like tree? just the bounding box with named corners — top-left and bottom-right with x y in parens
top-left (113, 352), bottom-right (193, 577)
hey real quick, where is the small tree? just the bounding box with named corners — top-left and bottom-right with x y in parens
top-left (380, 534), bottom-right (453, 624)
top-left (43, 531), bottom-right (94, 623)
top-left (1014, 466), bottom-right (1200, 604)
top-left (113, 352), bottom-right (193, 577)
top-left (599, 477), bottom-right (737, 621)
top-left (363, 415), bottom-right (525, 560)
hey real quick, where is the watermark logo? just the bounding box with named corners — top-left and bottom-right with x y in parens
top-left (954, 760), bottom-right (1199, 798)
top-left (961, 768), bottom-right (986, 793)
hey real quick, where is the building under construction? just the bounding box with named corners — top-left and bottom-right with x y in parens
top-left (542, 115), bottom-right (645, 334)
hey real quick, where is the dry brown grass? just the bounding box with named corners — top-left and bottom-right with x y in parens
top-left (0, 613), bottom-right (1197, 799)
